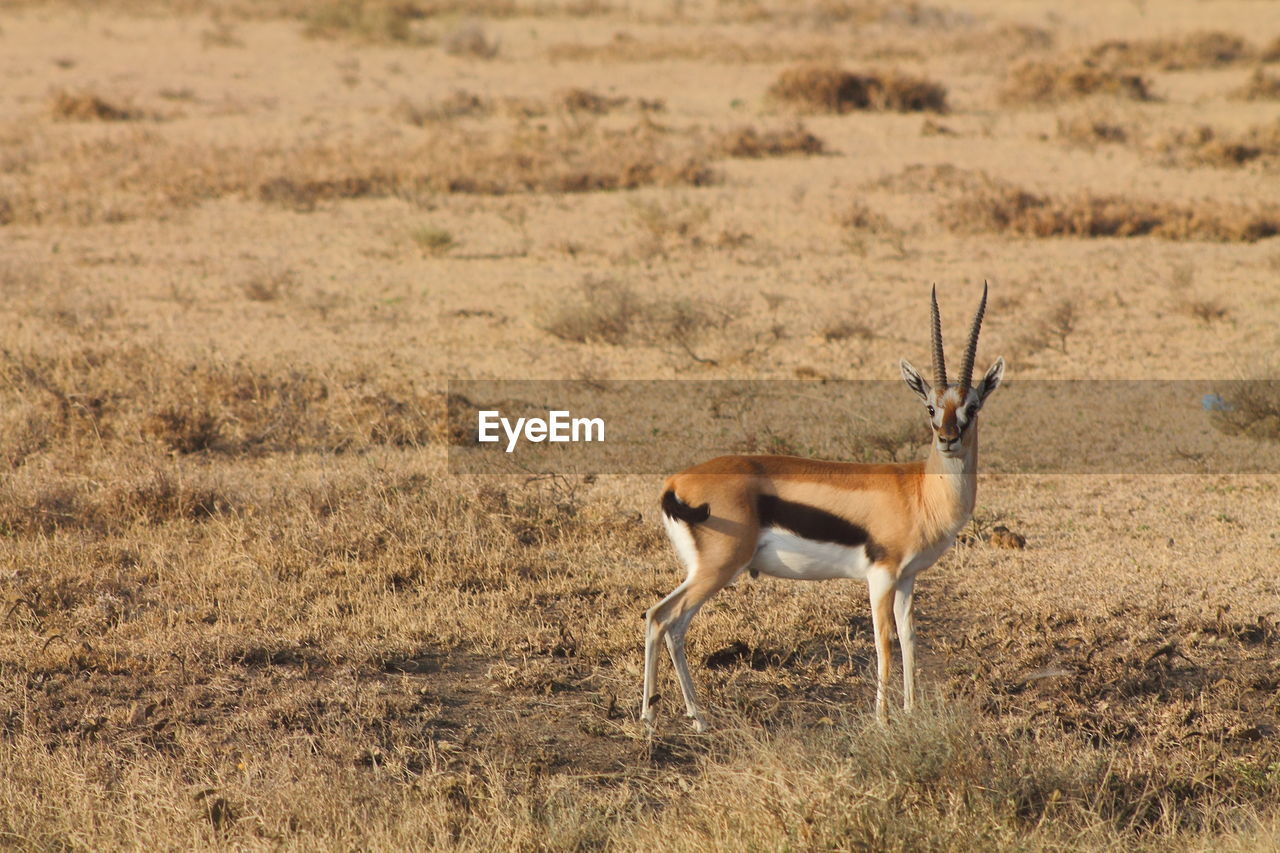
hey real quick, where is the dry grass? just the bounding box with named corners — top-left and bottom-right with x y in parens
top-left (1147, 121), bottom-right (1280, 169)
top-left (442, 22), bottom-right (500, 59)
top-left (540, 276), bottom-right (736, 347)
top-left (714, 123), bottom-right (825, 158)
top-left (940, 179), bottom-right (1280, 242)
top-left (5, 4), bottom-right (1280, 850)
top-left (1231, 68), bottom-right (1280, 101)
top-left (1001, 56), bottom-right (1153, 104)
top-left (1056, 111), bottom-right (1130, 148)
top-left (49, 89), bottom-right (146, 122)
top-left (0, 122), bottom-right (716, 225)
top-left (1209, 379), bottom-right (1280, 442)
top-left (301, 0), bottom-right (426, 43)
top-left (1085, 30), bottom-right (1253, 70)
top-left (768, 64), bottom-right (948, 113)
top-left (548, 33), bottom-right (841, 64)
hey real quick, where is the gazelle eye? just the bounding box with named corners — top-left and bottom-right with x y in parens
top-left (926, 406), bottom-right (935, 417)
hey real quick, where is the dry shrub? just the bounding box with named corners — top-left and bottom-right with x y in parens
top-left (941, 179), bottom-right (1280, 242)
top-left (395, 89), bottom-right (491, 125)
top-left (554, 87), bottom-right (624, 114)
top-left (1147, 122), bottom-right (1280, 169)
top-left (869, 162), bottom-right (993, 194)
top-left (1265, 35), bottom-right (1280, 62)
top-left (303, 0), bottom-right (424, 42)
top-left (1086, 30), bottom-right (1253, 70)
top-left (1013, 297), bottom-right (1079, 357)
top-left (768, 64), bottom-right (947, 113)
top-left (1232, 68), bottom-right (1280, 101)
top-left (714, 123), bottom-right (825, 157)
top-left (834, 200), bottom-right (891, 232)
top-left (1209, 380), bottom-right (1280, 442)
top-left (49, 90), bottom-right (144, 122)
top-left (1056, 112), bottom-right (1129, 147)
top-left (542, 277), bottom-right (735, 347)
top-left (548, 33), bottom-right (840, 64)
top-left (1001, 56), bottom-right (1152, 104)
top-left (443, 22), bottom-right (500, 58)
top-left (396, 88), bottom-right (646, 126)
top-left (240, 267), bottom-right (301, 301)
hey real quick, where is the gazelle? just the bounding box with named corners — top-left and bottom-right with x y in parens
top-left (643, 284), bottom-right (1004, 732)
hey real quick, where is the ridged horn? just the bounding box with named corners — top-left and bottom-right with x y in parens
top-left (959, 281), bottom-right (988, 391)
top-left (930, 284), bottom-right (947, 389)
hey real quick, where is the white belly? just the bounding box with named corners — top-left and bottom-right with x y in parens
top-left (748, 528), bottom-right (872, 581)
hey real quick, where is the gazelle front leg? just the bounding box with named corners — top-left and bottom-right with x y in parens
top-left (664, 604), bottom-right (708, 732)
top-left (893, 574), bottom-right (917, 712)
top-left (866, 566), bottom-right (897, 723)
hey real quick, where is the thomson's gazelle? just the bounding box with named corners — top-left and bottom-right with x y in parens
top-left (643, 284), bottom-right (1004, 732)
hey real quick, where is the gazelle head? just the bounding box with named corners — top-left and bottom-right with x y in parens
top-left (900, 283), bottom-right (1004, 458)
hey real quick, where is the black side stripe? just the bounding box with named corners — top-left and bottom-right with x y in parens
top-left (757, 494), bottom-right (886, 562)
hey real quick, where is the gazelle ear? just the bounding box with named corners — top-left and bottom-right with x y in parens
top-left (977, 357), bottom-right (1004, 403)
top-left (900, 359), bottom-right (931, 403)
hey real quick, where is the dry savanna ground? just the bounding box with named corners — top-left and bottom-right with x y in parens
top-left (2, 0), bottom-right (1280, 849)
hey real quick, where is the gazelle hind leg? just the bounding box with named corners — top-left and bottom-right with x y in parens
top-left (893, 575), bottom-right (917, 712)
top-left (867, 566), bottom-right (897, 723)
top-left (642, 581), bottom-right (689, 726)
top-left (644, 571), bottom-right (732, 732)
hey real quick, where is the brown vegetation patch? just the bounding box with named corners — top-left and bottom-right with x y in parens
top-left (396, 87), bottom-right (658, 126)
top-left (940, 179), bottom-right (1280, 242)
top-left (541, 277), bottom-right (736, 347)
top-left (1209, 379), bottom-right (1280, 442)
top-left (0, 344), bottom-right (446, 474)
top-left (548, 33), bottom-right (840, 64)
top-left (1001, 57), bottom-right (1153, 104)
top-left (442, 22), bottom-right (500, 58)
top-left (1056, 111), bottom-right (1130, 147)
top-left (867, 162), bottom-right (993, 195)
top-left (1147, 122), bottom-right (1280, 169)
top-left (714, 123), bottom-right (825, 158)
top-left (1086, 30), bottom-right (1253, 70)
top-left (0, 122), bottom-right (715, 225)
top-left (49, 90), bottom-right (146, 122)
top-left (302, 0), bottom-right (426, 43)
top-left (768, 64), bottom-right (947, 113)
top-left (1232, 68), bottom-right (1280, 101)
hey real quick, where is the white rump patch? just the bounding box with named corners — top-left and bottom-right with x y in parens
top-left (663, 514), bottom-right (700, 574)
top-left (748, 528), bottom-right (873, 581)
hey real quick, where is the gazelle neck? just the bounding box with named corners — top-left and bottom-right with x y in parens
top-left (920, 421), bottom-right (979, 539)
